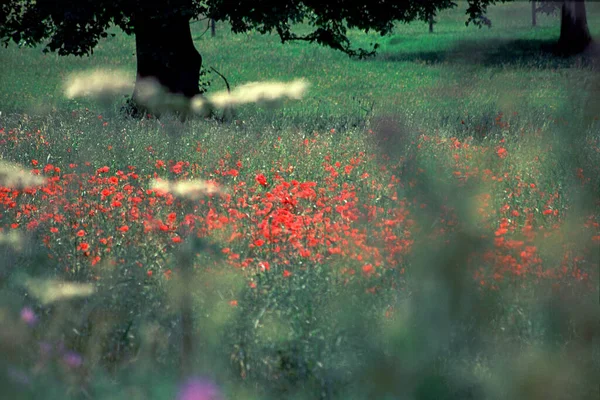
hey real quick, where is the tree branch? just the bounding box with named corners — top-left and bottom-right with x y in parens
top-left (209, 66), bottom-right (230, 93)
top-left (275, 25), bottom-right (379, 59)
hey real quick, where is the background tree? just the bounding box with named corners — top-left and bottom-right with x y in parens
top-left (422, 1), bottom-right (459, 33)
top-left (557, 0), bottom-right (592, 54)
top-left (471, 0), bottom-right (592, 54)
top-left (1, 0), bottom-right (206, 113)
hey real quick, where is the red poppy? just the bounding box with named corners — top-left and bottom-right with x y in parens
top-left (78, 242), bottom-right (89, 251)
top-left (256, 173), bottom-right (268, 187)
top-left (362, 264), bottom-right (374, 275)
top-left (496, 147), bottom-right (508, 159)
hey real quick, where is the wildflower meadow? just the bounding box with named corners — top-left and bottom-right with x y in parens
top-left (0, 2), bottom-right (599, 400)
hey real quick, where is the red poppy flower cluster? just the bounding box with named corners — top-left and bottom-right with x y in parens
top-left (0, 117), bottom-right (598, 304)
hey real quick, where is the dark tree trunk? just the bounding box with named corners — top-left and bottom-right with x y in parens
top-left (532, 1), bottom-right (537, 27)
top-left (429, 14), bottom-right (434, 33)
top-left (127, 13), bottom-right (202, 117)
top-left (210, 18), bottom-right (216, 37)
top-left (557, 0), bottom-right (592, 55)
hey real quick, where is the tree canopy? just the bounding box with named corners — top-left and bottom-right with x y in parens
top-left (0, 0), bottom-right (204, 56)
top-left (2, 0), bottom-right (506, 59)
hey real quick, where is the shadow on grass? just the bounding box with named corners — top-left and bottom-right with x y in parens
top-left (374, 38), bottom-right (600, 69)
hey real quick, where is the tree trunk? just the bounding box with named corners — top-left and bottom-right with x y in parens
top-left (557, 0), bottom-right (592, 55)
top-left (429, 14), bottom-right (434, 33)
top-left (128, 13), bottom-right (202, 117)
top-left (211, 19), bottom-right (216, 37)
top-left (532, 1), bottom-right (537, 27)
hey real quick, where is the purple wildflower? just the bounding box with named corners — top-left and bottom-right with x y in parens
top-left (20, 307), bottom-right (37, 326)
top-left (177, 377), bottom-right (223, 400)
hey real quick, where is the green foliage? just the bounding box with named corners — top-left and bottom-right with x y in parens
top-left (1, 0), bottom-right (513, 59)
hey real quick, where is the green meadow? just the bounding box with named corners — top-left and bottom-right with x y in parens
top-left (3, 2), bottom-right (600, 126)
top-left (0, 2), bottom-right (598, 399)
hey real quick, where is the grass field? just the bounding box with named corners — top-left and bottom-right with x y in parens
top-left (0, 2), bottom-right (599, 399)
